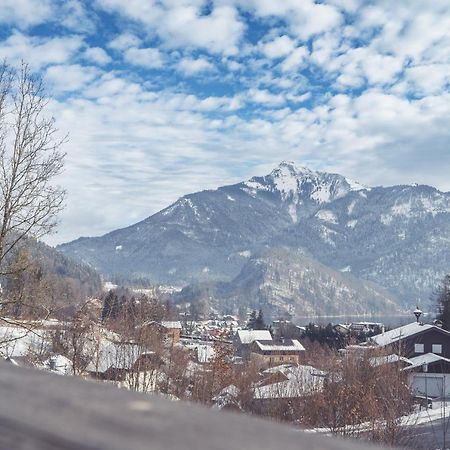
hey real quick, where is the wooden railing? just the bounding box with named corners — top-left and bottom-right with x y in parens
top-left (0, 361), bottom-right (395, 450)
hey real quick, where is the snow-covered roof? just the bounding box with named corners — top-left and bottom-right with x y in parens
top-left (161, 321), bottom-right (182, 329)
top-left (237, 329), bottom-right (272, 345)
top-left (140, 320), bottom-right (182, 330)
top-left (403, 353), bottom-right (450, 371)
top-left (85, 342), bottom-right (143, 373)
top-left (213, 385), bottom-right (241, 409)
top-left (369, 322), bottom-right (442, 347)
top-left (44, 355), bottom-right (72, 375)
top-left (184, 342), bottom-right (215, 363)
top-left (254, 365), bottom-right (326, 399)
top-left (254, 339), bottom-right (305, 352)
top-left (213, 384), bottom-right (240, 400)
top-left (262, 364), bottom-right (326, 378)
top-left (369, 354), bottom-right (412, 368)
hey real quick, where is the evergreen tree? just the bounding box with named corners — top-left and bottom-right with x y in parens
top-left (436, 275), bottom-right (450, 330)
top-left (101, 290), bottom-right (120, 321)
top-left (254, 309), bottom-right (267, 330)
top-left (246, 310), bottom-right (257, 329)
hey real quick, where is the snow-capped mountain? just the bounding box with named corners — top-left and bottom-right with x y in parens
top-left (272, 183), bottom-right (450, 306)
top-left (58, 162), bottom-right (450, 313)
top-left (241, 161), bottom-right (366, 223)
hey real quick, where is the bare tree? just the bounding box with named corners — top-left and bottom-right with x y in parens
top-left (0, 61), bottom-right (66, 321)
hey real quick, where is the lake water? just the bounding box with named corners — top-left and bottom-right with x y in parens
top-left (294, 314), bottom-right (422, 328)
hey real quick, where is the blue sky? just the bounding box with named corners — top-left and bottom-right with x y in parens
top-left (1, 0), bottom-right (449, 244)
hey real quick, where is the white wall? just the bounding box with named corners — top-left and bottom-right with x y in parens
top-left (408, 373), bottom-right (450, 398)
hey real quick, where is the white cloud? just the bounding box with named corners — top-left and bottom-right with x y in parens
top-left (0, 0), bottom-right (54, 28)
top-left (261, 35), bottom-right (296, 59)
top-left (280, 46), bottom-right (308, 72)
top-left (108, 33), bottom-right (141, 51)
top-left (236, 0), bottom-right (342, 40)
top-left (97, 1), bottom-right (245, 55)
top-left (248, 88), bottom-right (285, 106)
top-left (333, 47), bottom-right (404, 87)
top-left (177, 57), bottom-right (214, 75)
top-left (123, 47), bottom-right (165, 69)
top-left (0, 33), bottom-right (84, 70)
top-left (59, 0), bottom-right (97, 34)
top-left (83, 73), bottom-right (142, 99)
top-left (83, 47), bottom-right (112, 65)
top-left (403, 64), bottom-right (450, 96)
top-left (45, 64), bottom-right (100, 93)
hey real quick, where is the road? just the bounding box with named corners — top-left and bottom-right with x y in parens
top-left (401, 416), bottom-right (450, 449)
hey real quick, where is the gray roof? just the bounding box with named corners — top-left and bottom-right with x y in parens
top-left (86, 343), bottom-right (143, 373)
top-left (369, 354), bottom-right (412, 368)
top-left (237, 330), bottom-right (272, 344)
top-left (254, 339), bottom-right (305, 352)
top-left (403, 353), bottom-right (450, 371)
top-left (255, 365), bottom-right (326, 399)
top-left (369, 322), bottom-right (445, 347)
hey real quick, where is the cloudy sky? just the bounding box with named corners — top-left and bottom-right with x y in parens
top-left (1, 0), bottom-right (449, 245)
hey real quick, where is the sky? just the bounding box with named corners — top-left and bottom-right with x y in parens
top-left (0, 0), bottom-right (449, 245)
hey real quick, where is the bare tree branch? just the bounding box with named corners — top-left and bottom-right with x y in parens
top-left (0, 61), bottom-right (66, 336)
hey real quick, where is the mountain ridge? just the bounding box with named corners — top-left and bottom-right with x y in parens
top-left (58, 161), bottom-right (450, 314)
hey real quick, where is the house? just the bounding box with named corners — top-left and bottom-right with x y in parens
top-left (183, 341), bottom-right (216, 363)
top-left (250, 339), bottom-right (305, 366)
top-left (85, 342), bottom-right (162, 382)
top-left (334, 324), bottom-right (350, 335)
top-left (234, 329), bottom-right (272, 358)
top-left (140, 320), bottom-right (182, 344)
top-left (254, 364), bottom-right (327, 400)
top-left (44, 354), bottom-right (72, 375)
top-left (403, 353), bottom-right (450, 398)
top-left (368, 322), bottom-right (450, 359)
top-left (369, 353), bottom-right (412, 369)
top-left (213, 385), bottom-right (241, 410)
top-left (272, 320), bottom-right (305, 339)
top-left (350, 322), bottom-right (383, 335)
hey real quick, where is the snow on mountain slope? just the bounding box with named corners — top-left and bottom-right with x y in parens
top-left (272, 184), bottom-right (450, 306)
top-left (58, 162), bottom-right (450, 312)
top-left (243, 161), bottom-right (365, 202)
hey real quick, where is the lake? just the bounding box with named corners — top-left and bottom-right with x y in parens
top-left (294, 314), bottom-right (425, 328)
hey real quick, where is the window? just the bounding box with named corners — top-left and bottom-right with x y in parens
top-left (415, 343), bottom-right (424, 353)
top-left (432, 344), bottom-right (442, 354)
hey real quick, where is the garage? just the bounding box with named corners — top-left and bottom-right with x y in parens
top-left (410, 375), bottom-right (444, 398)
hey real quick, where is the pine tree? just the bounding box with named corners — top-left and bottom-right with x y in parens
top-left (254, 309), bottom-right (266, 330)
top-left (246, 310), bottom-right (257, 329)
top-left (101, 290), bottom-right (120, 321)
top-left (436, 275), bottom-right (450, 330)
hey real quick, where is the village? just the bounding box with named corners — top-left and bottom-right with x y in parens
top-left (2, 290), bottom-right (450, 448)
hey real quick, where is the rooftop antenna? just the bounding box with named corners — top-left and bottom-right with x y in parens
top-left (414, 306), bottom-right (422, 323)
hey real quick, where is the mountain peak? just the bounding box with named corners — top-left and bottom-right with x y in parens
top-left (272, 161), bottom-right (314, 177)
top-left (248, 161), bottom-right (365, 204)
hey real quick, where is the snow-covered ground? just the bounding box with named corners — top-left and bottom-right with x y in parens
top-left (304, 400), bottom-right (450, 435)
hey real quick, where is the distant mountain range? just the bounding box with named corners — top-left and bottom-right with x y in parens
top-left (58, 162), bottom-right (450, 317)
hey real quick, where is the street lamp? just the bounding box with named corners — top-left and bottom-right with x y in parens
top-left (414, 306), bottom-right (422, 323)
